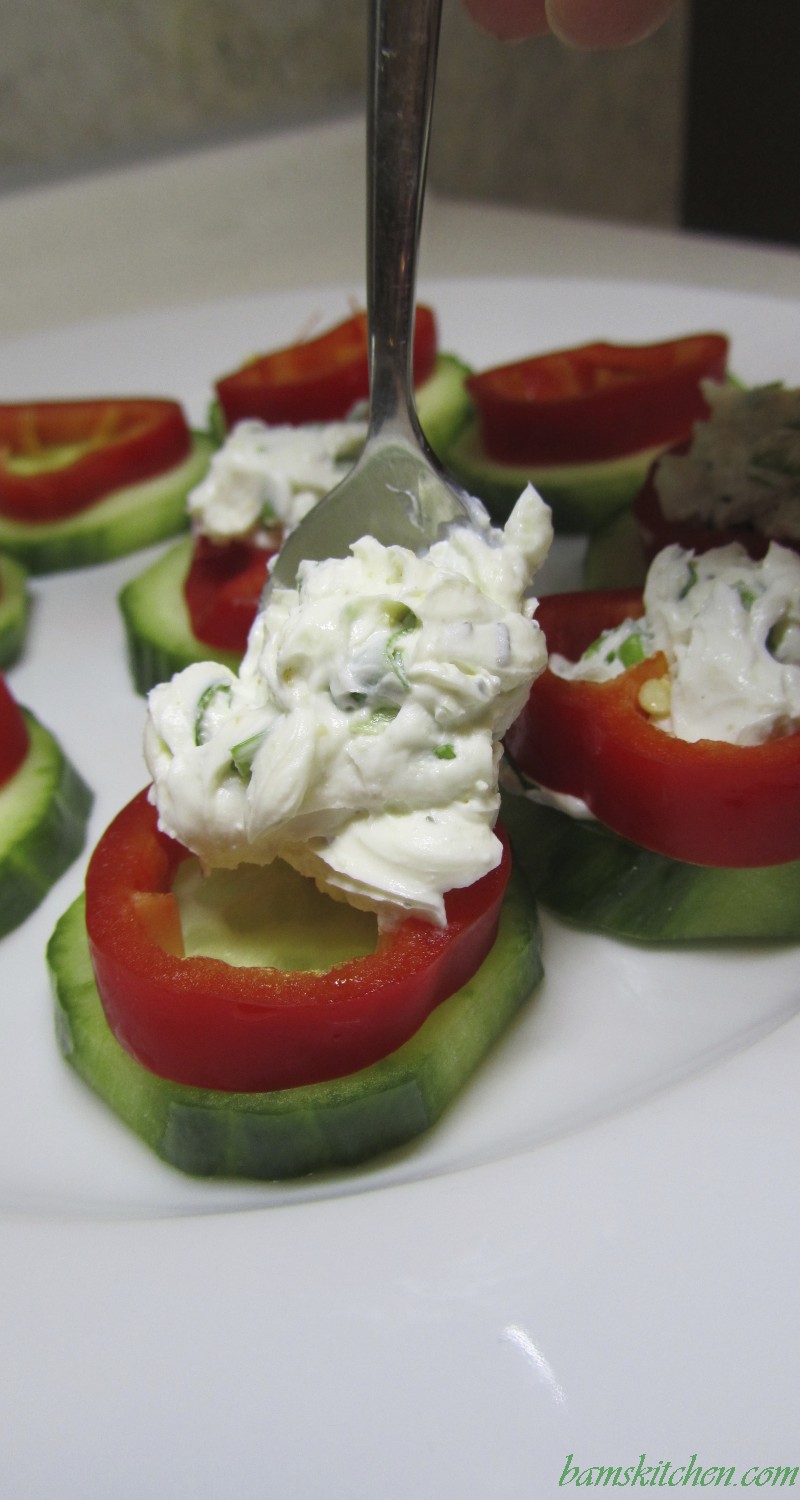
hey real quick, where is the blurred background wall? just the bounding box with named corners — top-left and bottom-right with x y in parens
top-left (2, 0), bottom-right (797, 247)
top-left (0, 0), bottom-right (684, 226)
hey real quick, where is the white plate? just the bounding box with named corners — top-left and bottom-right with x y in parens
top-left (2, 278), bottom-right (800, 1497)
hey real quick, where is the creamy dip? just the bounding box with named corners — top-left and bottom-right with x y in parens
top-left (551, 541), bottom-right (800, 746)
top-left (186, 418), bottom-right (366, 548)
top-left (145, 485), bottom-right (553, 928)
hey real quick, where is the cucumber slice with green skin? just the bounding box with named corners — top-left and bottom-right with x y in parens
top-left (0, 552), bottom-right (30, 668)
top-left (442, 417), bottom-right (665, 533)
top-left (207, 353), bottom-right (473, 454)
top-left (118, 536), bottom-right (241, 695)
top-left (121, 357), bottom-right (475, 696)
top-left (0, 433), bottom-right (215, 575)
top-left (582, 507), bottom-right (649, 590)
top-left (0, 712), bottom-right (93, 938)
top-left (501, 788), bottom-right (800, 944)
top-left (48, 866), bottom-right (542, 1180)
top-left (415, 352), bottom-right (473, 455)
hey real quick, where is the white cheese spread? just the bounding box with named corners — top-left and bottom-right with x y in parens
top-left (145, 484), bottom-right (553, 928)
top-left (550, 541), bottom-right (800, 746)
top-left (186, 418), bottom-right (367, 548)
top-left (655, 381), bottom-right (800, 540)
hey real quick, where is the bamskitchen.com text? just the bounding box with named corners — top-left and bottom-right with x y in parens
top-left (559, 1454), bottom-right (799, 1488)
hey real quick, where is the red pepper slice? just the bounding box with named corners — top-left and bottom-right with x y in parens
top-left (183, 536), bottom-right (273, 652)
top-left (0, 399), bottom-right (192, 523)
top-left (215, 305), bottom-right (438, 430)
top-left (506, 590), bottom-right (800, 868)
top-left (466, 333), bottom-right (729, 465)
top-left (85, 789), bottom-right (510, 1092)
top-left (0, 674), bottom-right (29, 787)
top-left (633, 446), bottom-right (800, 564)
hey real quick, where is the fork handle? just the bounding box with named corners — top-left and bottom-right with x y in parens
top-left (366, 0), bottom-right (443, 443)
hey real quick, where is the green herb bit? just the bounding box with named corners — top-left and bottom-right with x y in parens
top-left (385, 609), bottom-right (419, 689)
top-left (750, 447), bottom-right (800, 480)
top-left (678, 560), bottom-right (699, 600)
top-left (767, 614), bottom-right (800, 663)
top-left (194, 682), bottom-right (233, 746)
top-left (583, 631), bottom-right (608, 659)
top-left (618, 632), bottom-right (646, 667)
top-left (434, 744), bottom-right (456, 760)
top-left (230, 731), bottom-right (267, 781)
top-left (350, 705), bottom-right (400, 736)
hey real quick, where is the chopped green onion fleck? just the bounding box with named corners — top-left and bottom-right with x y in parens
top-left (618, 632), bottom-right (646, 668)
top-left (434, 744), bottom-right (456, 760)
top-left (750, 447), bottom-right (800, 479)
top-left (350, 705), bottom-right (400, 736)
top-left (767, 614), bottom-right (800, 663)
top-left (194, 682), bottom-right (233, 746)
top-left (583, 632), bottom-right (605, 658)
top-left (678, 560), bottom-right (699, 600)
top-left (230, 731), bottom-right (267, 781)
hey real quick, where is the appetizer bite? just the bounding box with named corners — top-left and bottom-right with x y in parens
top-left (444, 332), bottom-right (729, 534)
top-left (0, 552), bottom-right (29, 667)
top-left (586, 380), bottom-right (800, 588)
top-left (503, 541), bottom-right (800, 942)
top-left (0, 675), bottom-right (92, 938)
top-left (0, 398), bottom-right (214, 573)
top-left (210, 305), bottom-right (471, 453)
top-left (119, 418), bottom-right (366, 692)
top-left (120, 307), bottom-right (473, 694)
top-left (50, 486), bottom-right (552, 1180)
top-left (634, 381), bottom-right (800, 561)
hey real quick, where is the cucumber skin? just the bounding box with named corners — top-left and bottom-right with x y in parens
top-left (416, 353), bottom-right (473, 456)
top-left (48, 868), bottom-right (543, 1181)
top-left (118, 536), bottom-right (241, 695)
top-left (501, 789), bottom-right (800, 944)
top-left (0, 713), bottom-right (93, 938)
top-left (443, 418), bottom-right (664, 533)
top-left (0, 552), bottom-right (30, 667)
top-left (0, 433), bottom-right (215, 575)
top-left (582, 508), bottom-right (649, 590)
top-left (207, 353), bottom-right (473, 456)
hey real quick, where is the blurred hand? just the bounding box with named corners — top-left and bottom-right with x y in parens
top-left (462, 0), bottom-right (678, 48)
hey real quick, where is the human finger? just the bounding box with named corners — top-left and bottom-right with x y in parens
top-left (460, 0), bottom-right (551, 43)
top-left (545, 0), bottom-right (678, 49)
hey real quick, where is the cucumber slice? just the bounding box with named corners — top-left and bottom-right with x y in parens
top-left (118, 536), bottom-right (241, 694)
top-left (0, 433), bottom-right (215, 574)
top-left (501, 788), bottom-right (800, 943)
top-left (48, 866), bottom-right (543, 1180)
top-left (0, 552), bottom-right (30, 667)
top-left (415, 352), bottom-right (473, 456)
top-left (582, 508), bottom-right (649, 590)
top-left (0, 712), bottom-right (92, 937)
top-left (207, 353), bottom-right (473, 455)
top-left (443, 417), bottom-right (665, 533)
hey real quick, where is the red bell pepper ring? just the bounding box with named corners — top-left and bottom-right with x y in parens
top-left (215, 305), bottom-right (439, 430)
top-left (466, 332), bottom-right (729, 466)
top-left (183, 536), bottom-right (272, 653)
top-left (0, 399), bottom-right (192, 524)
top-left (633, 445), bottom-right (800, 565)
top-left (85, 789), bottom-right (511, 1092)
top-left (505, 590), bottom-right (800, 868)
top-left (0, 674), bottom-right (29, 787)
